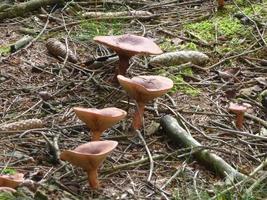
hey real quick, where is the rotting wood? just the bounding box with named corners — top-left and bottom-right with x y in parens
top-left (0, 0), bottom-right (64, 20)
top-left (82, 10), bottom-right (153, 18)
top-left (10, 35), bottom-right (33, 53)
top-left (160, 115), bottom-right (247, 182)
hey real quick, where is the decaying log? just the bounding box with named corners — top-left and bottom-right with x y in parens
top-left (0, 0), bottom-right (64, 20)
top-left (83, 10), bottom-right (153, 19)
top-left (160, 115), bottom-right (247, 182)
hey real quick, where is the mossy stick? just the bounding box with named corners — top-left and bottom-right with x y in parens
top-left (160, 115), bottom-right (247, 182)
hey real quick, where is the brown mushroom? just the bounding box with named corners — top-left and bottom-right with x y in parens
top-left (93, 34), bottom-right (162, 81)
top-left (0, 173), bottom-right (24, 189)
top-left (73, 107), bottom-right (127, 141)
top-left (60, 140), bottom-right (118, 189)
top-left (218, 0), bottom-right (224, 8)
top-left (117, 75), bottom-right (173, 130)
top-left (229, 102), bottom-right (247, 129)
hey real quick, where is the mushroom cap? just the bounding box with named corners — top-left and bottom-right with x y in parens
top-left (229, 102), bottom-right (247, 114)
top-left (60, 140), bottom-right (118, 171)
top-left (73, 107), bottom-right (127, 132)
top-left (93, 34), bottom-right (163, 57)
top-left (117, 75), bottom-right (173, 103)
top-left (0, 173), bottom-right (24, 189)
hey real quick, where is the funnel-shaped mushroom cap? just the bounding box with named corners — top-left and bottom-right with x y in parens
top-left (93, 34), bottom-right (163, 57)
top-left (117, 75), bottom-right (173, 103)
top-left (73, 107), bottom-right (127, 133)
top-left (229, 103), bottom-right (247, 113)
top-left (60, 141), bottom-right (118, 189)
top-left (60, 140), bottom-right (118, 170)
top-left (60, 140), bottom-right (118, 171)
top-left (0, 173), bottom-right (24, 189)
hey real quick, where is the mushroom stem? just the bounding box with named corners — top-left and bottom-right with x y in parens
top-left (86, 169), bottom-right (99, 189)
top-left (91, 131), bottom-right (102, 141)
top-left (118, 54), bottom-right (131, 76)
top-left (236, 113), bottom-right (244, 129)
top-left (132, 103), bottom-right (145, 130)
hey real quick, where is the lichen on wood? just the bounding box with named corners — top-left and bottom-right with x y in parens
top-left (0, 0), bottom-right (64, 20)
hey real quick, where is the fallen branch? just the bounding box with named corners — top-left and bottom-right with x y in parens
top-left (0, 0), bottom-right (63, 20)
top-left (10, 35), bottom-right (33, 53)
top-left (160, 115), bottom-right (247, 182)
top-left (82, 10), bottom-right (153, 18)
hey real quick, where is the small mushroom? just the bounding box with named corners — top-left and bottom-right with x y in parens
top-left (93, 34), bottom-right (162, 81)
top-left (73, 107), bottom-right (127, 141)
top-left (117, 75), bottom-right (173, 130)
top-left (0, 173), bottom-right (24, 189)
top-left (60, 140), bottom-right (118, 189)
top-left (218, 0), bottom-right (224, 8)
top-left (229, 102), bottom-right (247, 129)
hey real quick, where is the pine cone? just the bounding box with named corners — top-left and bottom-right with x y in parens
top-left (0, 119), bottom-right (43, 131)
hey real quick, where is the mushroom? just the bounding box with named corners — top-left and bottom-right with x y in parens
top-left (60, 140), bottom-right (118, 189)
top-left (73, 107), bottom-right (127, 141)
top-left (93, 34), bottom-right (163, 81)
top-left (117, 75), bottom-right (173, 130)
top-left (0, 173), bottom-right (24, 189)
top-left (218, 0), bottom-right (224, 8)
top-left (229, 102), bottom-right (247, 129)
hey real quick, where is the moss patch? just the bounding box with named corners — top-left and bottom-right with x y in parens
top-left (0, 45), bottom-right (10, 56)
top-left (157, 67), bottom-right (200, 96)
top-left (184, 15), bottom-right (247, 41)
top-left (1, 168), bottom-right (16, 175)
top-left (74, 20), bottom-right (123, 41)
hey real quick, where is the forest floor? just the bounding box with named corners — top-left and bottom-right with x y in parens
top-left (0, 0), bottom-right (267, 199)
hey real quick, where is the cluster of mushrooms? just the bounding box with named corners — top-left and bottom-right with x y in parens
top-left (60, 34), bottom-right (174, 189)
top-left (0, 34), bottom-right (248, 192)
top-left (0, 34), bottom-right (173, 192)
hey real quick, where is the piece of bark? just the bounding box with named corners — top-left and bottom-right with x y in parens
top-left (10, 35), bottom-right (33, 53)
top-left (160, 115), bottom-right (246, 182)
top-left (0, 0), bottom-right (64, 20)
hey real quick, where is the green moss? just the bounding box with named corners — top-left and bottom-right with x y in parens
top-left (159, 38), bottom-right (177, 51)
top-left (157, 67), bottom-right (200, 96)
top-left (185, 16), bottom-right (246, 41)
top-left (179, 42), bottom-right (198, 51)
top-left (0, 45), bottom-right (10, 55)
top-left (243, 4), bottom-right (267, 17)
top-left (74, 20), bottom-right (123, 41)
top-left (1, 168), bottom-right (16, 175)
top-left (0, 192), bottom-right (16, 200)
top-left (185, 20), bottom-right (214, 41)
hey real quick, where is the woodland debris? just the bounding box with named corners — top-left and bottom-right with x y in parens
top-left (0, 0), bottom-right (64, 20)
top-left (228, 102), bottom-right (247, 129)
top-left (46, 38), bottom-right (78, 63)
top-left (83, 10), bottom-right (153, 19)
top-left (149, 51), bottom-right (209, 67)
top-left (160, 115), bottom-right (246, 182)
top-left (10, 35), bottom-right (33, 53)
top-left (0, 119), bottom-right (43, 131)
